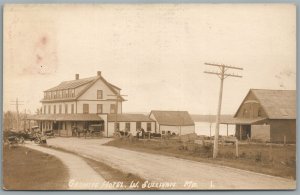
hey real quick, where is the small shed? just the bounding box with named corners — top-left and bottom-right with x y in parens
top-left (149, 110), bottom-right (195, 136)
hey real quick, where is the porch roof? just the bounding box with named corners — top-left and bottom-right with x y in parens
top-left (220, 117), bottom-right (267, 125)
top-left (27, 114), bottom-right (103, 121)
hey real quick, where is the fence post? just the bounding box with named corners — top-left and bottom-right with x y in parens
top-left (284, 135), bottom-right (287, 163)
top-left (269, 141), bottom-right (273, 161)
top-left (235, 138), bottom-right (239, 158)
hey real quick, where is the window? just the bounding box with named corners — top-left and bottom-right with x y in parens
top-left (71, 104), bottom-right (74, 114)
top-left (136, 122), bottom-right (141, 130)
top-left (97, 90), bottom-right (103, 99)
top-left (65, 89), bottom-right (69, 98)
top-left (65, 104), bottom-right (68, 114)
top-left (52, 91), bottom-right (57, 99)
top-left (147, 123), bottom-right (151, 131)
top-left (59, 104), bottom-right (62, 114)
top-left (97, 104), bottom-right (103, 114)
top-left (58, 122), bottom-right (63, 130)
top-left (115, 122), bottom-right (120, 131)
top-left (44, 92), bottom-right (47, 99)
top-left (125, 123), bottom-right (130, 131)
top-left (62, 90), bottom-right (66, 98)
top-left (44, 105), bottom-right (46, 114)
top-left (69, 89), bottom-right (75, 97)
top-left (48, 105), bottom-right (51, 114)
top-left (62, 90), bottom-right (69, 98)
top-left (110, 104), bottom-right (116, 114)
top-left (57, 90), bottom-right (62, 98)
top-left (83, 104), bottom-right (89, 114)
top-left (162, 130), bottom-right (165, 134)
top-left (53, 105), bottom-right (56, 114)
top-left (258, 109), bottom-right (261, 117)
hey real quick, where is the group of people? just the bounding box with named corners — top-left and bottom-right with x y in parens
top-left (136, 128), bottom-right (146, 139)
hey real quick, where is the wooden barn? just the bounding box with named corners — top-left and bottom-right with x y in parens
top-left (222, 89), bottom-right (296, 143)
top-left (149, 110), bottom-right (195, 136)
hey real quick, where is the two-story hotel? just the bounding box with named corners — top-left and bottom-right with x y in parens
top-left (29, 71), bottom-right (156, 137)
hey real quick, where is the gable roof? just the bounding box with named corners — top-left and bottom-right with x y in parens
top-left (42, 74), bottom-right (124, 102)
top-left (107, 114), bottom-right (154, 122)
top-left (150, 110), bottom-right (195, 126)
top-left (234, 89), bottom-right (296, 119)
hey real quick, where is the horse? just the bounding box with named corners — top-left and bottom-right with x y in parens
top-left (72, 126), bottom-right (88, 138)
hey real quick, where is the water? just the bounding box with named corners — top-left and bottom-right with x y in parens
top-left (195, 122), bottom-right (235, 136)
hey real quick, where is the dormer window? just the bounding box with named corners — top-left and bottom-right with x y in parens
top-left (62, 90), bottom-right (69, 98)
top-left (52, 91), bottom-right (57, 99)
top-left (65, 89), bottom-right (69, 98)
top-left (47, 92), bottom-right (51, 99)
top-left (57, 90), bottom-right (62, 98)
top-left (69, 89), bottom-right (75, 97)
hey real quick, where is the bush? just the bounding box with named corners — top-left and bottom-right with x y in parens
top-left (202, 143), bottom-right (213, 153)
top-left (150, 133), bottom-right (161, 138)
top-left (223, 151), bottom-right (235, 159)
top-left (240, 152), bottom-right (247, 158)
top-left (178, 145), bottom-right (185, 150)
top-left (255, 152), bottom-right (262, 162)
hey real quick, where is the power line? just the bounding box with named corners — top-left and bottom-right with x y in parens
top-left (204, 62), bottom-right (243, 159)
top-left (107, 94), bottom-right (128, 133)
top-left (10, 98), bottom-right (24, 130)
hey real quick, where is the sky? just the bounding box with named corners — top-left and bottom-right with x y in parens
top-left (3, 4), bottom-right (296, 115)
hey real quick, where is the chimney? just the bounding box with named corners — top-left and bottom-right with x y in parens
top-left (75, 74), bottom-right (79, 80)
top-left (97, 71), bottom-right (101, 77)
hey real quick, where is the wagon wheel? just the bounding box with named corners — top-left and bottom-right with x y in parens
top-left (34, 138), bottom-right (41, 144)
top-left (18, 136), bottom-right (25, 144)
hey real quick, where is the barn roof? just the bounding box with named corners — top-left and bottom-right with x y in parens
top-left (220, 117), bottom-right (267, 125)
top-left (234, 89), bottom-right (296, 119)
top-left (150, 110), bottom-right (195, 126)
top-left (107, 114), bottom-right (154, 122)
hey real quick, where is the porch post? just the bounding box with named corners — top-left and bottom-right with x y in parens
top-left (227, 124), bottom-right (228, 136)
top-left (239, 125), bottom-right (242, 140)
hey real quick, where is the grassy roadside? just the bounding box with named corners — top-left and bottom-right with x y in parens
top-left (105, 138), bottom-right (296, 180)
top-left (3, 144), bottom-right (69, 190)
top-left (43, 145), bottom-right (156, 190)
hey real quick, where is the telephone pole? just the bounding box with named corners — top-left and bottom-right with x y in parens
top-left (108, 94), bottom-right (127, 132)
top-left (204, 62), bottom-right (243, 158)
top-left (10, 98), bottom-right (24, 130)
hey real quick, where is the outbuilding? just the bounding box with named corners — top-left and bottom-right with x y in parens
top-left (107, 114), bottom-right (156, 137)
top-left (222, 89), bottom-right (296, 143)
top-left (149, 110), bottom-right (195, 136)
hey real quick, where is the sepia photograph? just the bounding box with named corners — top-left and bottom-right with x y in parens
top-left (2, 3), bottom-right (296, 190)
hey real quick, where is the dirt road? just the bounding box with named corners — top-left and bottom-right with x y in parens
top-left (47, 137), bottom-right (296, 190)
top-left (24, 143), bottom-right (110, 190)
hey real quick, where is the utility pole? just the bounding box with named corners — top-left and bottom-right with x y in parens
top-left (204, 62), bottom-right (243, 158)
top-left (10, 98), bottom-right (24, 130)
top-left (108, 94), bottom-right (127, 132)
